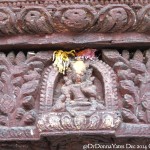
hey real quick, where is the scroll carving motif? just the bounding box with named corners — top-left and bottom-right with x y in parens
top-left (54, 5), bottom-right (96, 32)
top-left (96, 4), bottom-right (136, 32)
top-left (18, 7), bottom-right (53, 34)
top-left (137, 4), bottom-right (150, 32)
top-left (0, 2), bottom-right (148, 34)
top-left (0, 7), bottom-right (16, 34)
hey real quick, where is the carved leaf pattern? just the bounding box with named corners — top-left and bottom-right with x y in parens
top-left (123, 94), bottom-right (135, 109)
top-left (23, 71), bottom-right (41, 82)
top-left (48, 114), bottom-right (62, 130)
top-left (87, 114), bottom-right (100, 129)
top-left (130, 60), bottom-right (146, 74)
top-left (0, 51), bottom-right (52, 127)
top-left (0, 65), bottom-right (8, 74)
top-left (0, 81), bottom-right (4, 91)
top-left (146, 49), bottom-right (150, 73)
top-left (0, 52), bottom-right (6, 57)
top-left (122, 108), bottom-right (139, 123)
top-left (15, 108), bottom-right (26, 120)
top-left (61, 114), bottom-right (75, 130)
top-left (133, 50), bottom-right (144, 62)
top-left (23, 110), bottom-right (36, 125)
top-left (102, 49), bottom-right (150, 124)
top-left (15, 51), bottom-right (26, 65)
top-left (7, 52), bottom-right (15, 65)
top-left (0, 115), bottom-right (8, 126)
top-left (21, 80), bottom-right (39, 96)
top-left (122, 50), bottom-right (130, 60)
top-left (0, 94), bottom-right (15, 114)
top-left (1, 72), bottom-right (9, 82)
top-left (137, 110), bottom-right (147, 123)
top-left (117, 69), bottom-right (135, 81)
top-left (120, 80), bottom-right (137, 96)
top-left (12, 76), bottom-right (24, 87)
top-left (28, 61), bottom-right (44, 70)
top-left (22, 96), bottom-right (34, 110)
top-left (102, 50), bottom-right (129, 67)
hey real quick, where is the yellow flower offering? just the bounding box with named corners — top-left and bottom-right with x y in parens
top-left (53, 50), bottom-right (75, 74)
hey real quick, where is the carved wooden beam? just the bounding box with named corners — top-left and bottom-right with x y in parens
top-left (0, 0), bottom-right (149, 36)
top-left (0, 1), bottom-right (150, 149)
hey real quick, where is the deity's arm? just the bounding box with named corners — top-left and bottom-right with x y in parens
top-left (61, 86), bottom-right (71, 101)
top-left (81, 83), bottom-right (97, 98)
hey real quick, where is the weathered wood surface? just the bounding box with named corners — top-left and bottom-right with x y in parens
top-left (0, 0), bottom-right (149, 149)
top-left (0, 49), bottom-right (149, 141)
top-left (0, 33), bottom-right (149, 51)
top-left (0, 0), bottom-right (149, 36)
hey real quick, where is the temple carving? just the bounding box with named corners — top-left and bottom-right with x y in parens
top-left (38, 58), bottom-right (120, 132)
top-left (0, 0), bottom-right (150, 149)
top-left (0, 0), bottom-right (149, 35)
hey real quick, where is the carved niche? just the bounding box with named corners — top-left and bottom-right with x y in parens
top-left (37, 58), bottom-right (121, 132)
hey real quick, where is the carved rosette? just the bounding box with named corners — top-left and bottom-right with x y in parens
top-left (37, 111), bottom-right (120, 132)
top-left (53, 5), bottom-right (96, 32)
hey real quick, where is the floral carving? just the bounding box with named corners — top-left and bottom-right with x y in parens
top-left (18, 6), bottom-right (53, 34)
top-left (96, 4), bottom-right (136, 32)
top-left (0, 94), bottom-right (15, 114)
top-left (0, 51), bottom-right (52, 127)
top-left (0, 49), bottom-right (150, 140)
top-left (54, 5), bottom-right (96, 32)
top-left (102, 49), bottom-right (150, 124)
top-left (0, 3), bottom-right (148, 34)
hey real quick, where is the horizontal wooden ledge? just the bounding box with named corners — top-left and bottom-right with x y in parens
top-left (40, 130), bottom-right (115, 137)
top-left (0, 32), bottom-right (150, 51)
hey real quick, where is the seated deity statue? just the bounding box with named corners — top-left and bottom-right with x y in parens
top-left (51, 60), bottom-right (105, 115)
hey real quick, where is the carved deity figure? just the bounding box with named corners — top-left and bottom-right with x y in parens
top-left (51, 60), bottom-right (105, 115)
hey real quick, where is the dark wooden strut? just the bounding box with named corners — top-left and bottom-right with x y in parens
top-left (0, 0), bottom-right (150, 149)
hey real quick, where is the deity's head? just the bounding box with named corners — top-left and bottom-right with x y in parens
top-left (72, 60), bottom-right (86, 74)
top-left (71, 60), bottom-right (87, 83)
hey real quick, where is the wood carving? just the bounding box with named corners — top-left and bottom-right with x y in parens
top-left (0, 0), bottom-right (148, 35)
top-left (0, 51), bottom-right (52, 139)
top-left (38, 58), bottom-right (120, 131)
top-left (0, 0), bottom-right (149, 149)
top-left (0, 49), bottom-right (150, 140)
top-left (102, 49), bottom-right (150, 125)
